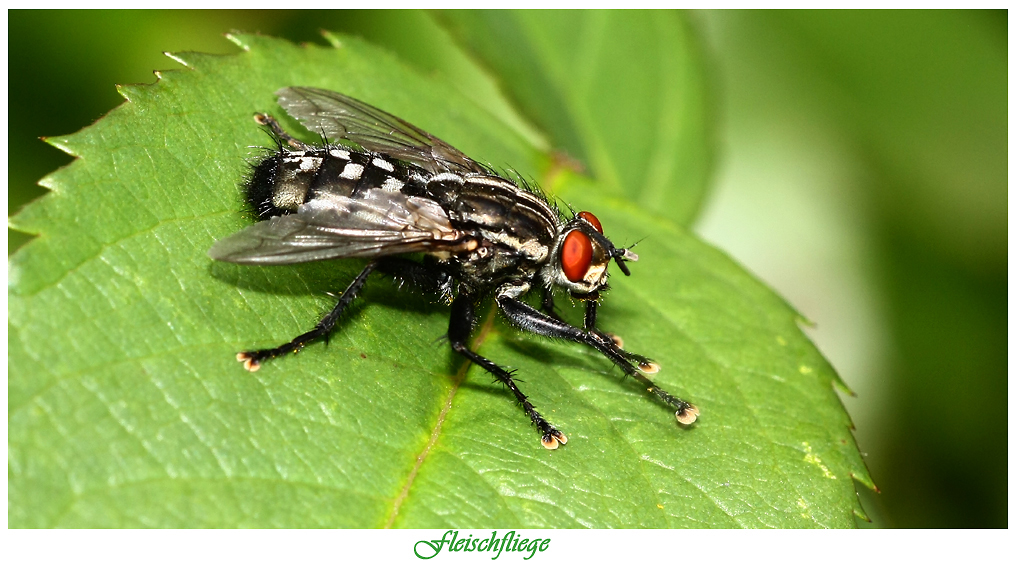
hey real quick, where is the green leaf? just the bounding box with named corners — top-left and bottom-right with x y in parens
top-left (8, 32), bottom-right (870, 528)
top-left (435, 10), bottom-right (714, 225)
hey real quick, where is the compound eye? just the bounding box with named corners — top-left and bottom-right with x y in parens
top-left (561, 230), bottom-right (593, 282)
top-left (577, 211), bottom-right (603, 233)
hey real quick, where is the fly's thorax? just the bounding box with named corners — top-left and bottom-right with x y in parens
top-left (423, 172), bottom-right (559, 258)
top-left (245, 145), bottom-right (420, 220)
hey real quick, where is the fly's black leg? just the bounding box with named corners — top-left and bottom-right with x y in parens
top-left (583, 300), bottom-right (597, 330)
top-left (582, 298), bottom-right (625, 349)
top-left (237, 261), bottom-right (379, 371)
top-left (541, 288), bottom-right (564, 321)
top-left (448, 294), bottom-right (568, 449)
top-left (254, 113), bottom-right (313, 151)
top-left (497, 295), bottom-right (699, 425)
top-left (544, 289), bottom-right (624, 348)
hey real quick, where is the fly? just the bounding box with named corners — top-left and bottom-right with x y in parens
top-left (209, 87), bottom-right (699, 449)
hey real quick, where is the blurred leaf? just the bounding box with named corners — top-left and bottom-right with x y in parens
top-left (9, 33), bottom-right (867, 528)
top-left (786, 10), bottom-right (1006, 269)
top-left (435, 10), bottom-right (714, 225)
top-left (703, 10), bottom-right (1006, 528)
top-left (785, 11), bottom-right (1007, 528)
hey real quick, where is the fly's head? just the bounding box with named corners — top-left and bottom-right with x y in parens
top-left (543, 211), bottom-right (639, 298)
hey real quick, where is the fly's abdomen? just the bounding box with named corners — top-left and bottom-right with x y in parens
top-left (245, 146), bottom-right (418, 220)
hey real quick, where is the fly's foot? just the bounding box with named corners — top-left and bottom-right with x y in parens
top-left (236, 352), bottom-right (262, 372)
top-left (530, 408), bottom-right (567, 449)
top-left (541, 429), bottom-right (569, 450)
top-left (676, 403), bottom-right (700, 425)
top-left (637, 361), bottom-right (661, 375)
top-left (595, 331), bottom-right (653, 373)
top-left (236, 345), bottom-right (298, 372)
top-left (620, 348), bottom-right (659, 376)
top-left (647, 385), bottom-right (699, 425)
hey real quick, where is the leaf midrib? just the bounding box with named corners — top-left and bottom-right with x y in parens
top-left (382, 303), bottom-right (500, 528)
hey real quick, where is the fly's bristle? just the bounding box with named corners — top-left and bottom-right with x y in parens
top-left (676, 405), bottom-right (700, 425)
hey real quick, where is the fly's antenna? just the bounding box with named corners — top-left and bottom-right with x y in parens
top-left (611, 249), bottom-right (637, 276)
top-left (611, 238), bottom-right (643, 276)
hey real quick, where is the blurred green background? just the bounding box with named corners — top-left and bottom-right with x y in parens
top-left (8, 10), bottom-right (1007, 528)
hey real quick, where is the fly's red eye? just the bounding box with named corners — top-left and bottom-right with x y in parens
top-left (577, 211), bottom-right (603, 233)
top-left (561, 230), bottom-right (593, 282)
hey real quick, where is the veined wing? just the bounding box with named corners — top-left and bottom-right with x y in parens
top-left (208, 189), bottom-right (466, 265)
top-left (276, 86), bottom-right (489, 175)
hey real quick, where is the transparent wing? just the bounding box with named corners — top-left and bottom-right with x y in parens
top-left (276, 86), bottom-right (489, 175)
top-left (208, 190), bottom-right (465, 265)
